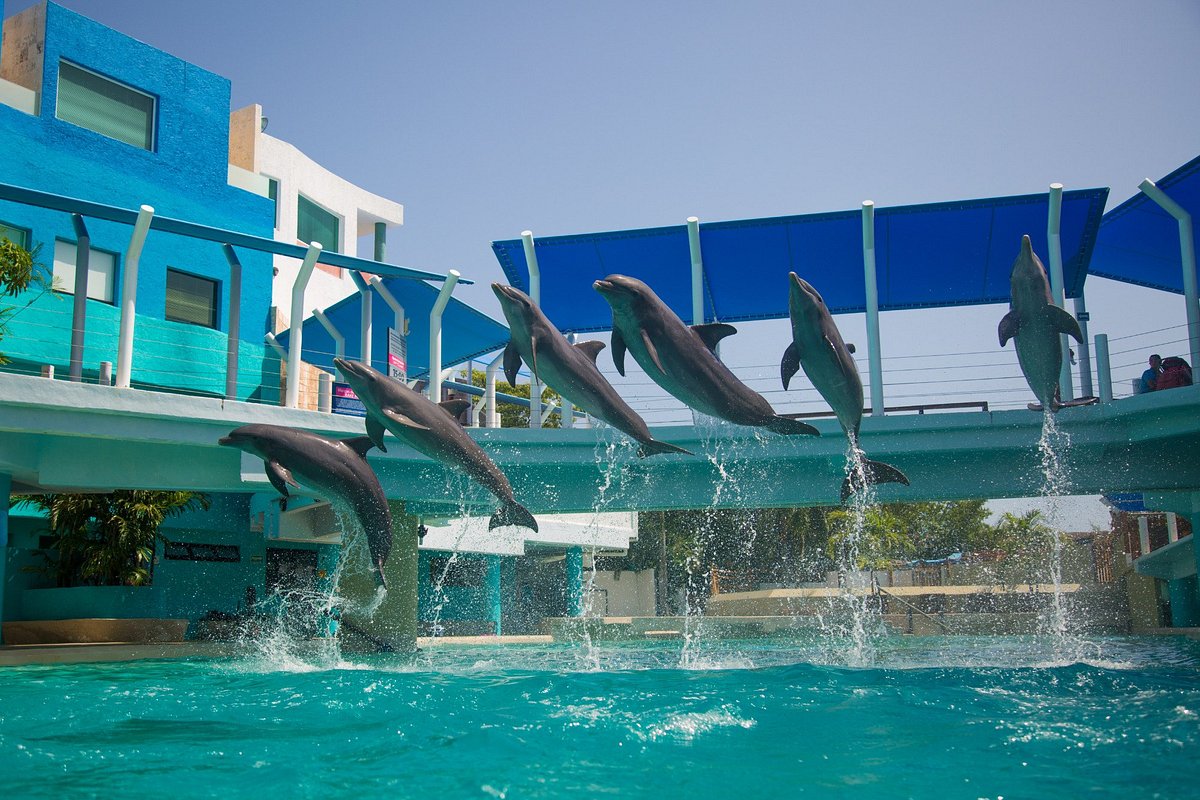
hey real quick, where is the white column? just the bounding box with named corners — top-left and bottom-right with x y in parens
top-left (1138, 516), bottom-right (1151, 557)
top-left (1167, 512), bottom-right (1179, 544)
top-left (114, 205), bottom-right (154, 389)
top-left (428, 270), bottom-right (461, 402)
top-left (1047, 183), bottom-right (1074, 401)
top-left (522, 230), bottom-right (542, 428)
top-left (313, 308), bottom-right (346, 380)
top-left (1138, 178), bottom-right (1200, 370)
top-left (285, 243), bottom-right (323, 408)
top-left (485, 351), bottom-right (503, 428)
top-left (861, 201), bottom-right (884, 415)
top-left (687, 216), bottom-right (704, 325)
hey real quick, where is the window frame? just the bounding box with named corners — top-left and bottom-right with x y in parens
top-left (55, 59), bottom-right (158, 152)
top-left (0, 221), bottom-right (31, 251)
top-left (52, 238), bottom-right (118, 305)
top-left (296, 194), bottom-right (341, 254)
top-left (164, 267), bottom-right (221, 329)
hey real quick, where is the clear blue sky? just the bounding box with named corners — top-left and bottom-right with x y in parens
top-left (11, 0), bottom-right (1200, 413)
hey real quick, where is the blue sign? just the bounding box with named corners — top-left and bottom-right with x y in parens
top-left (332, 382), bottom-right (366, 417)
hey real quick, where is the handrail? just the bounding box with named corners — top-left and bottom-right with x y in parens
top-left (873, 581), bottom-right (952, 633)
top-left (783, 400), bottom-right (989, 419)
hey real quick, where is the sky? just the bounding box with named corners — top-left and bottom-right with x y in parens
top-left (9, 0), bottom-right (1199, 526)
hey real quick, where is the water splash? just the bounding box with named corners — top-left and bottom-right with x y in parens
top-left (1035, 411), bottom-right (1074, 641)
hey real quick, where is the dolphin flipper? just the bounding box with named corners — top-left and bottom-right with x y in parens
top-left (365, 416), bottom-right (388, 452)
top-left (611, 328), bottom-right (628, 376)
top-left (381, 408), bottom-right (431, 431)
top-left (840, 456), bottom-right (910, 503)
top-left (503, 340), bottom-right (523, 385)
top-left (640, 330), bottom-right (666, 374)
top-left (490, 499), bottom-right (538, 532)
top-left (1047, 305), bottom-right (1084, 342)
top-left (266, 460), bottom-right (299, 499)
top-left (636, 439), bottom-right (693, 458)
top-left (781, 342), bottom-right (801, 390)
top-left (998, 311), bottom-right (1019, 347)
top-left (765, 416), bottom-right (820, 437)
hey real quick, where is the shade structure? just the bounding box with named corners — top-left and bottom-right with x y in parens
top-left (492, 189), bottom-right (1108, 333)
top-left (276, 277), bottom-right (509, 379)
top-left (1091, 154), bottom-right (1200, 294)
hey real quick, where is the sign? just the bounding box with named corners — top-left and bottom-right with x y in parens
top-left (388, 326), bottom-right (407, 383)
top-left (1076, 311), bottom-right (1090, 322)
top-left (331, 382), bottom-right (366, 417)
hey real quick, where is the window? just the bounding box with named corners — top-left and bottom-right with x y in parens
top-left (266, 177), bottom-right (280, 230)
top-left (164, 542), bottom-right (240, 563)
top-left (165, 269), bottom-right (219, 328)
top-left (53, 239), bottom-right (116, 303)
top-left (0, 221), bottom-right (30, 250)
top-left (56, 61), bottom-right (156, 150)
top-left (297, 195), bottom-right (339, 253)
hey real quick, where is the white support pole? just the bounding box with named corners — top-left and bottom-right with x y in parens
top-left (349, 272), bottom-right (373, 366)
top-left (1095, 333), bottom-right (1112, 403)
top-left (687, 216), bottom-right (704, 325)
top-left (313, 308), bottom-right (346, 380)
top-left (285, 243), bottom-right (323, 408)
top-left (1138, 178), bottom-right (1200, 370)
top-left (318, 371), bottom-right (333, 414)
top-left (115, 205), bottom-right (154, 389)
top-left (561, 333), bottom-right (577, 428)
top-left (264, 332), bottom-right (288, 361)
top-left (485, 351), bottom-right (503, 428)
top-left (539, 400), bottom-right (558, 427)
top-left (522, 231), bottom-right (542, 428)
top-left (222, 244), bottom-right (242, 400)
top-left (861, 201), bottom-right (884, 416)
top-left (1138, 516), bottom-right (1151, 557)
top-left (1167, 512), bottom-right (1180, 545)
top-left (368, 275), bottom-right (407, 338)
top-left (1047, 183), bottom-right (1074, 401)
top-left (428, 270), bottom-right (461, 403)
top-left (1073, 292), bottom-right (1093, 398)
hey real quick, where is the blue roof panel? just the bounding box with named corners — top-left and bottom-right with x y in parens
top-left (493, 189), bottom-right (1108, 332)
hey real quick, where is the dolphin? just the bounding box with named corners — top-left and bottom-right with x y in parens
top-left (491, 283), bottom-right (692, 457)
top-left (998, 235), bottom-right (1091, 413)
top-left (781, 273), bottom-right (909, 502)
top-left (593, 274), bottom-right (818, 437)
top-left (218, 424), bottom-right (392, 589)
top-left (333, 357), bottom-right (538, 533)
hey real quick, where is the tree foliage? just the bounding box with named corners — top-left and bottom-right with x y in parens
top-left (467, 368), bottom-right (562, 428)
top-left (0, 238), bottom-right (51, 364)
top-left (18, 491), bottom-right (211, 587)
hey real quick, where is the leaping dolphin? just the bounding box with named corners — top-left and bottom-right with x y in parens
top-left (998, 236), bottom-right (1091, 413)
top-left (218, 424), bottom-right (392, 589)
top-left (781, 273), bottom-right (909, 502)
top-left (333, 357), bottom-right (538, 533)
top-left (593, 274), bottom-right (818, 437)
top-left (492, 283), bottom-right (691, 457)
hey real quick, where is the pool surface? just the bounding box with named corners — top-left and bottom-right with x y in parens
top-left (1, 635), bottom-right (1196, 799)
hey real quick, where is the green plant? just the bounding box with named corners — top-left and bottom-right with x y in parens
top-left (18, 491), bottom-right (211, 587)
top-left (0, 237), bottom-right (51, 364)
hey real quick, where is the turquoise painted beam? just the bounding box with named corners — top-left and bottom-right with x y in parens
top-left (0, 373), bottom-right (1197, 514)
top-left (0, 181), bottom-right (471, 284)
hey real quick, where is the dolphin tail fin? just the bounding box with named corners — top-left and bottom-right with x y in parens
top-left (1047, 395), bottom-right (1099, 413)
top-left (766, 416), bottom-right (820, 437)
top-left (636, 438), bottom-right (693, 458)
top-left (490, 500), bottom-right (538, 533)
top-left (840, 456), bottom-right (910, 503)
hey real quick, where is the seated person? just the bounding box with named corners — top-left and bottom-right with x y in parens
top-left (1157, 355), bottom-right (1193, 389)
top-left (1139, 354), bottom-right (1162, 393)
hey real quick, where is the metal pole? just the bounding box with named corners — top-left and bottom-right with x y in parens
top-left (350, 272), bottom-right (373, 367)
top-left (861, 201), bottom-right (884, 415)
top-left (368, 275), bottom-right (407, 348)
top-left (68, 214), bottom-right (89, 382)
top-left (264, 332), bottom-right (288, 360)
top-left (373, 221), bottom-right (386, 263)
top-left (428, 270), bottom-right (461, 402)
top-left (1047, 183), bottom-right (1074, 401)
top-left (318, 371), bottom-right (333, 413)
top-left (521, 230), bottom-right (541, 428)
top-left (285, 242), bottom-right (323, 408)
top-left (1138, 178), bottom-right (1200, 370)
top-left (115, 205), bottom-right (154, 389)
top-left (313, 308), bottom-right (346, 379)
top-left (562, 334), bottom-right (576, 428)
top-left (222, 244), bottom-right (242, 400)
top-left (1073, 292), bottom-right (1093, 398)
top-left (1094, 334), bottom-right (1112, 403)
top-left (687, 216), bottom-right (704, 325)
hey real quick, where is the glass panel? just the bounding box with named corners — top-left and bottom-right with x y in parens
top-left (0, 221), bottom-right (30, 250)
top-left (56, 61), bottom-right (155, 150)
top-left (53, 239), bottom-right (115, 303)
top-left (165, 268), bottom-right (218, 328)
top-left (297, 195), bottom-right (340, 253)
top-left (267, 178), bottom-right (279, 230)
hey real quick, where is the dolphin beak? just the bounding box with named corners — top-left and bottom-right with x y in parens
top-left (217, 435), bottom-right (237, 447)
top-left (593, 279), bottom-right (613, 293)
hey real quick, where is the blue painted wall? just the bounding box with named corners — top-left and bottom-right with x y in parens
top-left (0, 3), bottom-right (278, 398)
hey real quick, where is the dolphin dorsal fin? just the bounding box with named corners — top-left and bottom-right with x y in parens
top-left (439, 399), bottom-right (471, 419)
top-left (503, 340), bottom-right (523, 385)
top-left (343, 436), bottom-right (376, 459)
top-left (690, 323), bottom-right (737, 354)
top-left (611, 329), bottom-right (628, 376)
top-left (574, 340), bottom-right (606, 364)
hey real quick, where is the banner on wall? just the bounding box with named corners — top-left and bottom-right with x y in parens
top-left (388, 326), bottom-right (407, 383)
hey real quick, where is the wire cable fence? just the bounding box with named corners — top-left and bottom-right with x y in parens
top-left (0, 303), bottom-right (1192, 424)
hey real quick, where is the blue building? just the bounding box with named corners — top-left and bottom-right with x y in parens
top-left (0, 0), bottom-right (277, 399)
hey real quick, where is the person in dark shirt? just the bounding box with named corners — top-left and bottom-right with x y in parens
top-left (1139, 354), bottom-right (1162, 393)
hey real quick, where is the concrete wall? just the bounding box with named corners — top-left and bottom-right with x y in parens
top-left (590, 568), bottom-right (656, 616)
top-left (0, 3), bottom-right (277, 398)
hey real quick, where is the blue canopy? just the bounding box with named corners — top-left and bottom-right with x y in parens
top-left (492, 189), bottom-right (1108, 333)
top-left (1090, 155), bottom-right (1200, 294)
top-left (276, 279), bottom-right (509, 379)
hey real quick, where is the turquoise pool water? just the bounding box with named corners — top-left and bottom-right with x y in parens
top-left (1, 636), bottom-right (1197, 799)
